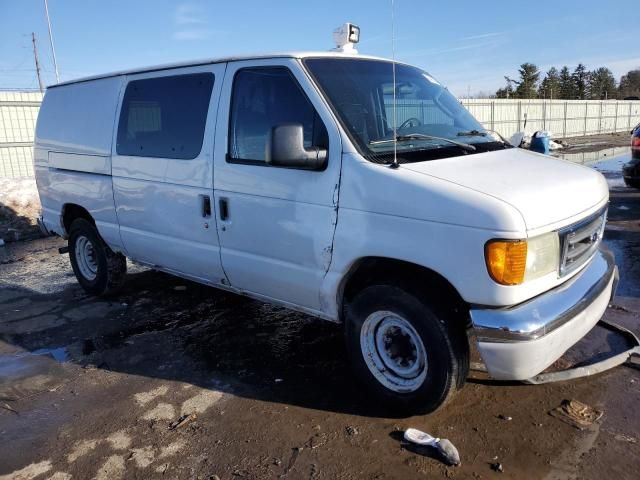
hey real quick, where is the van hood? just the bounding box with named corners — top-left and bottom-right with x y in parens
top-left (400, 148), bottom-right (609, 231)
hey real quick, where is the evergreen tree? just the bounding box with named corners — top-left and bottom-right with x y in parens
top-left (619, 69), bottom-right (640, 98)
top-left (538, 67), bottom-right (561, 99)
top-left (588, 67), bottom-right (617, 99)
top-left (558, 66), bottom-right (575, 99)
top-left (572, 64), bottom-right (588, 99)
top-left (495, 84), bottom-right (514, 98)
top-left (514, 63), bottom-right (540, 98)
top-left (495, 63), bottom-right (640, 100)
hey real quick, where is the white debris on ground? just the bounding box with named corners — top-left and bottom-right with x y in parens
top-left (549, 139), bottom-right (565, 150)
top-left (0, 177), bottom-right (42, 242)
top-left (509, 131), bottom-right (566, 150)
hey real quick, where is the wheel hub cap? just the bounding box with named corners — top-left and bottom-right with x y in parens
top-left (75, 235), bottom-right (98, 281)
top-left (360, 311), bottom-right (428, 393)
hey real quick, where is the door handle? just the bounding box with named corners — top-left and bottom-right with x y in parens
top-left (200, 195), bottom-right (211, 218)
top-left (219, 197), bottom-right (229, 221)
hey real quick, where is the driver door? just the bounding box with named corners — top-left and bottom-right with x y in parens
top-left (213, 58), bottom-right (342, 312)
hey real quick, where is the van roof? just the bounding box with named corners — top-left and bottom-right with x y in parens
top-left (49, 51), bottom-right (396, 88)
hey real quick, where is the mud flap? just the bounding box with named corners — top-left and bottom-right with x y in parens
top-left (471, 319), bottom-right (640, 384)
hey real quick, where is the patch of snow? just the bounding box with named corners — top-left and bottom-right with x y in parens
top-left (0, 177), bottom-right (40, 213)
top-left (158, 440), bottom-right (186, 459)
top-left (180, 389), bottom-right (222, 416)
top-left (141, 402), bottom-right (175, 421)
top-left (134, 385), bottom-right (169, 406)
top-left (95, 455), bottom-right (125, 480)
top-left (0, 460), bottom-right (52, 480)
top-left (604, 175), bottom-right (627, 189)
top-left (67, 439), bottom-right (99, 463)
top-left (0, 177), bottom-right (42, 241)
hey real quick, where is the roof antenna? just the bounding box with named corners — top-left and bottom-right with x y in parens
top-left (389, 0), bottom-right (399, 169)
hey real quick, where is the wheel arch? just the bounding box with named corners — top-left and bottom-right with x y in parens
top-left (61, 203), bottom-right (95, 237)
top-left (338, 256), bottom-right (470, 328)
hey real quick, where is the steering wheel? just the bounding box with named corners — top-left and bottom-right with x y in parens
top-left (398, 117), bottom-right (422, 130)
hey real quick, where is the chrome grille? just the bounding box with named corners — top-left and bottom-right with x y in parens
top-left (559, 208), bottom-right (607, 276)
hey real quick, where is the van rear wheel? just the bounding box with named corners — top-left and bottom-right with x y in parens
top-left (345, 284), bottom-right (468, 414)
top-left (68, 218), bottom-right (126, 296)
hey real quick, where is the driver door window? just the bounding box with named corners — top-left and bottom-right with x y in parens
top-left (228, 67), bottom-right (328, 164)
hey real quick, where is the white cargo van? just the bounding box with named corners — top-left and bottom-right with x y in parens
top-left (34, 29), bottom-right (617, 413)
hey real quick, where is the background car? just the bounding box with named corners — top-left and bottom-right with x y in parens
top-left (623, 123), bottom-right (640, 188)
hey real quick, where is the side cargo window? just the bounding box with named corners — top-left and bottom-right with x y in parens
top-left (228, 67), bottom-right (328, 164)
top-left (117, 73), bottom-right (214, 160)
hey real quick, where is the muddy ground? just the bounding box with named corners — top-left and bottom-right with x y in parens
top-left (1, 150), bottom-right (639, 479)
top-left (558, 132), bottom-right (633, 153)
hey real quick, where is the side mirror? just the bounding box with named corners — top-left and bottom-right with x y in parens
top-left (266, 124), bottom-right (327, 170)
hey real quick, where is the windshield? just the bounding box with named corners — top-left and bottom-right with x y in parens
top-left (304, 58), bottom-right (504, 163)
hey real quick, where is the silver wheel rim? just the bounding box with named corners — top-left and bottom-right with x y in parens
top-left (360, 311), bottom-right (428, 393)
top-left (74, 235), bottom-right (98, 281)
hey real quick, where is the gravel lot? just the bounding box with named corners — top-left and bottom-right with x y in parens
top-left (1, 148), bottom-right (639, 479)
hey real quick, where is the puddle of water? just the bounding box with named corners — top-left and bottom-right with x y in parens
top-left (0, 343), bottom-right (70, 399)
top-left (0, 345), bottom-right (69, 364)
top-left (553, 147), bottom-right (631, 189)
top-left (554, 146), bottom-right (630, 167)
top-left (26, 347), bottom-right (69, 363)
top-left (0, 346), bottom-right (69, 378)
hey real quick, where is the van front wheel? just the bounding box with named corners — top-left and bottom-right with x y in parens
top-left (68, 218), bottom-right (126, 296)
top-left (345, 285), bottom-right (468, 414)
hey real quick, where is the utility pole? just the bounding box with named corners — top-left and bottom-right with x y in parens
top-left (31, 32), bottom-right (44, 93)
top-left (44, 0), bottom-right (60, 83)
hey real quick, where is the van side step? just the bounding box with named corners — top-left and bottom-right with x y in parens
top-left (58, 246), bottom-right (69, 255)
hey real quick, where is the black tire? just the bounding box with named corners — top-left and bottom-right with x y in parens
top-left (68, 218), bottom-right (126, 296)
top-left (624, 178), bottom-right (640, 189)
top-left (345, 284), bottom-right (469, 415)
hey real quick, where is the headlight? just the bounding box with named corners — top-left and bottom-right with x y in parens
top-left (524, 232), bottom-right (560, 281)
top-left (485, 232), bottom-right (559, 285)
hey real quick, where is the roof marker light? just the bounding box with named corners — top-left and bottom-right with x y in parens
top-left (332, 23), bottom-right (360, 54)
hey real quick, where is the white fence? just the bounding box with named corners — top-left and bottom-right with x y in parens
top-left (460, 99), bottom-right (640, 139)
top-left (0, 91), bottom-right (43, 178)
top-left (1, 92), bottom-right (639, 178)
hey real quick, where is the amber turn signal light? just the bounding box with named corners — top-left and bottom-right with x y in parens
top-left (485, 240), bottom-right (528, 285)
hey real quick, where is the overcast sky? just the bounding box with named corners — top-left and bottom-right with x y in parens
top-left (1, 0), bottom-right (638, 96)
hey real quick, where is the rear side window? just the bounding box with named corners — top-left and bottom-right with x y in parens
top-left (228, 67), bottom-right (327, 163)
top-left (117, 73), bottom-right (214, 159)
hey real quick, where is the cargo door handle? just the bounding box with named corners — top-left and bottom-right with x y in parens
top-left (200, 195), bottom-right (211, 218)
top-left (219, 198), bottom-right (229, 221)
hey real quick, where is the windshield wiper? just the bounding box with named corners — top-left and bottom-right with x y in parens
top-left (457, 129), bottom-right (511, 146)
top-left (369, 134), bottom-right (476, 152)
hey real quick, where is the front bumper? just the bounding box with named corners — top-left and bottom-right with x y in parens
top-left (470, 247), bottom-right (618, 380)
